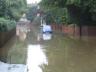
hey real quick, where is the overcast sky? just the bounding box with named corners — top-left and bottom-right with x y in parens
top-left (27, 0), bottom-right (41, 4)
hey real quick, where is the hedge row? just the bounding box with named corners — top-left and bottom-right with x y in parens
top-left (0, 18), bottom-right (16, 32)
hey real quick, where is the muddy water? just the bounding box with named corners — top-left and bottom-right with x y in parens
top-left (27, 22), bottom-right (96, 72)
top-left (0, 37), bottom-right (16, 63)
top-left (0, 21), bottom-right (96, 72)
top-left (0, 21), bottom-right (29, 64)
top-left (41, 34), bottom-right (96, 72)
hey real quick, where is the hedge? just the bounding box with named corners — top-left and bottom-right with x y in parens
top-left (0, 18), bottom-right (16, 32)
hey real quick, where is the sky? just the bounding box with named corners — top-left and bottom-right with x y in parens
top-left (27, 0), bottom-right (41, 4)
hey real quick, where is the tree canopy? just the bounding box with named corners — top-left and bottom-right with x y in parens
top-left (26, 6), bottom-right (38, 22)
top-left (0, 0), bottom-right (27, 31)
top-left (0, 0), bottom-right (27, 21)
top-left (40, 0), bottom-right (96, 25)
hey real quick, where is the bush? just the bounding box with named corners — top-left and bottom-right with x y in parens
top-left (0, 18), bottom-right (16, 31)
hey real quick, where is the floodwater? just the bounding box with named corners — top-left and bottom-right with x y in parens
top-left (0, 19), bottom-right (96, 72)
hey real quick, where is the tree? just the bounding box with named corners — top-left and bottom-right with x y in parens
top-left (0, 0), bottom-right (27, 21)
top-left (0, 0), bottom-right (6, 17)
top-left (0, 0), bottom-right (27, 31)
top-left (40, 0), bottom-right (96, 25)
top-left (26, 6), bottom-right (38, 22)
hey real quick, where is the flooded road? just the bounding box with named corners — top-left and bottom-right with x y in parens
top-left (42, 35), bottom-right (96, 72)
top-left (0, 18), bottom-right (96, 72)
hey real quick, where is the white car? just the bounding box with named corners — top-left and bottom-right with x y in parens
top-left (42, 24), bottom-right (52, 33)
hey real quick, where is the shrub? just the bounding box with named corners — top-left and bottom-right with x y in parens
top-left (0, 18), bottom-right (16, 31)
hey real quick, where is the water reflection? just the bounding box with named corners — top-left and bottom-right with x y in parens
top-left (16, 22), bottom-right (30, 41)
top-left (16, 29), bottom-right (27, 41)
top-left (42, 33), bottom-right (52, 40)
top-left (0, 37), bottom-right (16, 62)
top-left (27, 44), bottom-right (48, 72)
top-left (37, 33), bottom-right (52, 41)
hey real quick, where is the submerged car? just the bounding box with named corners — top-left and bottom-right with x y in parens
top-left (40, 24), bottom-right (52, 40)
top-left (42, 24), bottom-right (52, 33)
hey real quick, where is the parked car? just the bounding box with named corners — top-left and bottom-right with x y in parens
top-left (42, 24), bottom-right (52, 33)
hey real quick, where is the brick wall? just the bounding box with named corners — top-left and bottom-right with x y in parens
top-left (51, 24), bottom-right (96, 37)
top-left (88, 26), bottom-right (96, 36)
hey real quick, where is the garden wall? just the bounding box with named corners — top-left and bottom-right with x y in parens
top-left (0, 28), bottom-right (16, 48)
top-left (51, 24), bottom-right (62, 32)
top-left (51, 24), bottom-right (96, 37)
top-left (82, 26), bottom-right (96, 36)
top-left (62, 25), bottom-right (80, 38)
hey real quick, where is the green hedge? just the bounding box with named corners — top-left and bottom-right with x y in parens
top-left (0, 18), bottom-right (16, 31)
